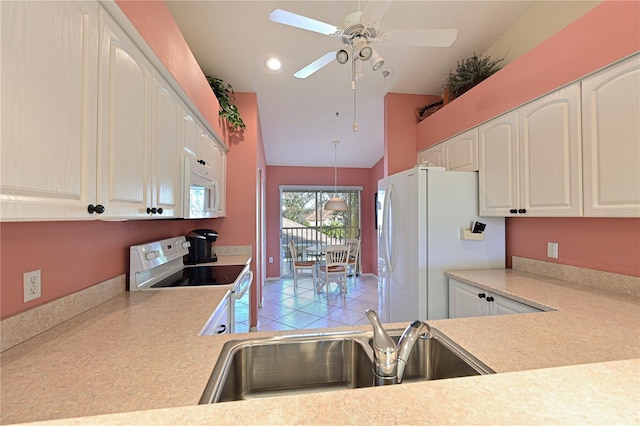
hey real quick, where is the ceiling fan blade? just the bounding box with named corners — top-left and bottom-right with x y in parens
top-left (360, 1), bottom-right (392, 28)
top-left (294, 51), bottom-right (337, 79)
top-left (379, 29), bottom-right (458, 47)
top-left (269, 9), bottom-right (343, 37)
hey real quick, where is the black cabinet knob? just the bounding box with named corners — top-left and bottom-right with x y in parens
top-left (157, 208), bottom-right (163, 215)
top-left (486, 296), bottom-right (495, 302)
top-left (509, 209), bottom-right (518, 214)
top-left (87, 204), bottom-right (105, 214)
top-left (217, 324), bottom-right (227, 334)
top-left (146, 207), bottom-right (151, 214)
top-left (518, 208), bottom-right (527, 214)
top-left (478, 293), bottom-right (486, 298)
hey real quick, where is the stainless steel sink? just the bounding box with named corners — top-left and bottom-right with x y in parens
top-left (200, 328), bottom-right (493, 404)
top-left (200, 331), bottom-right (374, 403)
top-left (377, 328), bottom-right (494, 383)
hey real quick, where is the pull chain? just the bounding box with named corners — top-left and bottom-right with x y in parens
top-left (352, 54), bottom-right (358, 132)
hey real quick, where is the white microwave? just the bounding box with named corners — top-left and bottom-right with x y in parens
top-left (184, 157), bottom-right (219, 219)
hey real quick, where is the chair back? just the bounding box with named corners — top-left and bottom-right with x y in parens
top-left (346, 238), bottom-right (360, 262)
top-left (288, 240), bottom-right (298, 262)
top-left (324, 245), bottom-right (350, 267)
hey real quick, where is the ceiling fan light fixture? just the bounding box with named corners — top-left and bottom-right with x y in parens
top-left (369, 49), bottom-right (384, 71)
top-left (353, 38), bottom-right (373, 61)
top-left (336, 49), bottom-right (349, 65)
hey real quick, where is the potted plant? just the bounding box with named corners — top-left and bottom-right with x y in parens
top-left (206, 76), bottom-right (246, 131)
top-left (445, 53), bottom-right (504, 102)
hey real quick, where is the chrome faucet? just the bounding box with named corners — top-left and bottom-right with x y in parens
top-left (365, 309), bottom-right (431, 385)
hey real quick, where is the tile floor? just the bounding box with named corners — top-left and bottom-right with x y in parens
top-left (234, 274), bottom-right (381, 333)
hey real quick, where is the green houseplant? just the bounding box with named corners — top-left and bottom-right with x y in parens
top-left (206, 76), bottom-right (246, 131)
top-left (445, 53), bottom-right (504, 99)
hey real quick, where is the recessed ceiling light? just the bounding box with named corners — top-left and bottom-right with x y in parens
top-left (264, 57), bottom-right (282, 71)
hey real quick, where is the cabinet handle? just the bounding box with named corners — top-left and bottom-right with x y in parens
top-left (486, 296), bottom-right (495, 302)
top-left (216, 324), bottom-right (227, 334)
top-left (87, 204), bottom-right (105, 214)
top-left (146, 207), bottom-right (164, 215)
top-left (518, 208), bottom-right (527, 214)
top-left (157, 208), bottom-right (163, 215)
top-left (478, 293), bottom-right (486, 298)
top-left (509, 209), bottom-right (518, 214)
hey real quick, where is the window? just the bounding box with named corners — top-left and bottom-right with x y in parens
top-left (280, 188), bottom-right (360, 276)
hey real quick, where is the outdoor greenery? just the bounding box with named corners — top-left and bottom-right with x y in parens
top-left (206, 76), bottom-right (246, 131)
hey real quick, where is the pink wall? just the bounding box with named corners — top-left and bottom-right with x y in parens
top-left (384, 93), bottom-right (440, 176)
top-left (415, 0), bottom-right (640, 277)
top-left (265, 166), bottom-right (376, 278)
top-left (0, 218), bottom-right (222, 318)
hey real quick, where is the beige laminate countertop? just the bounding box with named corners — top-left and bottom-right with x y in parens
top-left (2, 269), bottom-right (639, 425)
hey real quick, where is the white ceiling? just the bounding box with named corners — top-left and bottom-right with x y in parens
top-left (165, 1), bottom-right (534, 168)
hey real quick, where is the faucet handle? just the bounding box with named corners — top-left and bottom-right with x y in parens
top-left (365, 309), bottom-right (397, 378)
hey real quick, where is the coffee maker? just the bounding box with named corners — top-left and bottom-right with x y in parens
top-left (185, 229), bottom-right (218, 264)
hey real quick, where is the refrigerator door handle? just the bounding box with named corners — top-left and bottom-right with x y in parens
top-left (383, 183), bottom-right (393, 272)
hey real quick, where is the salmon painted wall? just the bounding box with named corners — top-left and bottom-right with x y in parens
top-left (415, 0), bottom-right (640, 277)
top-left (265, 166), bottom-right (376, 279)
top-left (384, 93), bottom-right (439, 177)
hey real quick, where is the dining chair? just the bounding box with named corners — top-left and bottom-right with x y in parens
top-left (346, 238), bottom-right (361, 278)
top-left (317, 245), bottom-right (350, 295)
top-left (288, 240), bottom-right (315, 290)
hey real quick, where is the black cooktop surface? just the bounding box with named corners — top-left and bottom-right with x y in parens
top-left (151, 265), bottom-right (246, 288)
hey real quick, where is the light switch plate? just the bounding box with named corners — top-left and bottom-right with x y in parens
top-left (547, 242), bottom-right (559, 259)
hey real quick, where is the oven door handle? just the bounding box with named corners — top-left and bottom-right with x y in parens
top-left (234, 271), bottom-right (253, 299)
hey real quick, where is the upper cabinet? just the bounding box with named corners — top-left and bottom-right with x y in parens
top-left (581, 55), bottom-right (640, 217)
top-left (0, 2), bottom-right (99, 221)
top-left (479, 83), bottom-right (582, 217)
top-left (1, 2), bottom-right (226, 221)
top-left (97, 11), bottom-right (153, 219)
top-left (417, 128), bottom-right (478, 171)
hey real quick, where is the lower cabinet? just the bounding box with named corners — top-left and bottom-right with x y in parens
top-left (199, 293), bottom-right (231, 335)
top-left (449, 278), bottom-right (541, 319)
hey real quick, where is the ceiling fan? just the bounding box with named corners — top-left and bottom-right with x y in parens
top-left (269, 1), bottom-right (457, 79)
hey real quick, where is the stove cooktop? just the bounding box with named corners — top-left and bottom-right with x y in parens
top-left (150, 265), bottom-right (246, 288)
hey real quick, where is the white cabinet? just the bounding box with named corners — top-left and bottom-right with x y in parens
top-left (199, 293), bottom-right (230, 335)
top-left (418, 144), bottom-right (444, 167)
top-left (581, 54), bottom-right (640, 217)
top-left (0, 1), bottom-right (99, 221)
top-left (444, 128), bottom-right (479, 171)
top-left (151, 71), bottom-right (183, 217)
top-left (417, 128), bottom-right (478, 171)
top-left (479, 83), bottom-right (582, 216)
top-left (97, 11), bottom-right (153, 219)
top-left (211, 143), bottom-right (227, 217)
top-left (449, 279), bottom-right (540, 319)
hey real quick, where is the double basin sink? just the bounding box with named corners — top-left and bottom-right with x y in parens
top-left (200, 327), bottom-right (493, 404)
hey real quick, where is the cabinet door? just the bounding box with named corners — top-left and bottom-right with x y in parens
top-left (0, 1), bottom-right (99, 220)
top-left (182, 105), bottom-right (198, 160)
top-left (448, 279), bottom-right (488, 318)
top-left (198, 128), bottom-right (216, 170)
top-left (582, 54), bottom-right (640, 217)
top-left (478, 111), bottom-right (519, 216)
top-left (212, 143), bottom-right (227, 217)
top-left (151, 72), bottom-right (182, 217)
top-left (518, 83), bottom-right (582, 216)
top-left (490, 294), bottom-right (540, 315)
top-left (418, 145), bottom-right (444, 167)
top-left (97, 11), bottom-right (152, 219)
top-left (445, 128), bottom-right (479, 171)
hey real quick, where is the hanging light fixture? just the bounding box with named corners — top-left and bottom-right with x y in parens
top-left (324, 140), bottom-right (347, 211)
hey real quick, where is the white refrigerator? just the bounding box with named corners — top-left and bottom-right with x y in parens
top-left (377, 167), bottom-right (505, 323)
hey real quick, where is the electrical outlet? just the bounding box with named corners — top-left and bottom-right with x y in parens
top-left (23, 269), bottom-right (42, 302)
top-left (547, 242), bottom-right (559, 259)
top-left (269, 257), bottom-right (273, 263)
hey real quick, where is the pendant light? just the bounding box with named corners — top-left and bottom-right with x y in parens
top-left (324, 140), bottom-right (347, 211)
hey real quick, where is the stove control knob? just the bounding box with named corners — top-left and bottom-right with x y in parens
top-left (145, 251), bottom-right (159, 261)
